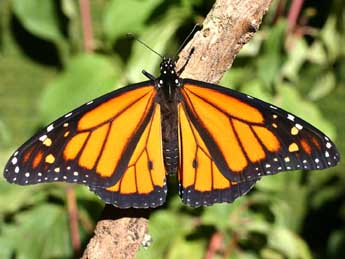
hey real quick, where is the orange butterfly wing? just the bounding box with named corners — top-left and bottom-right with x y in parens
top-left (4, 82), bottom-right (161, 192)
top-left (178, 103), bottom-right (257, 206)
top-left (180, 79), bottom-right (340, 183)
top-left (90, 104), bottom-right (167, 208)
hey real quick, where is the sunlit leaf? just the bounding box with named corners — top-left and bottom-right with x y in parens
top-left (103, 0), bottom-right (163, 43)
top-left (12, 0), bottom-right (69, 61)
top-left (1, 205), bottom-right (72, 259)
top-left (308, 71), bottom-right (336, 100)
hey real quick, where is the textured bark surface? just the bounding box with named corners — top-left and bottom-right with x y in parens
top-left (177, 0), bottom-right (272, 83)
top-left (81, 0), bottom-right (272, 258)
top-left (81, 218), bottom-right (148, 259)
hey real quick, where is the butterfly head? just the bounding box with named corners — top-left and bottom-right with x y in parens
top-left (157, 58), bottom-right (181, 89)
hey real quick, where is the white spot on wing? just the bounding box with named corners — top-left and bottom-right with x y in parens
top-left (47, 124), bottom-right (54, 132)
top-left (325, 151), bottom-right (330, 158)
top-left (287, 114), bottom-right (295, 121)
top-left (326, 142), bottom-right (332, 149)
top-left (65, 112), bottom-right (72, 118)
top-left (15, 166), bottom-right (19, 173)
top-left (39, 135), bottom-right (47, 142)
top-left (11, 157), bottom-right (18, 165)
top-left (295, 123), bottom-right (303, 130)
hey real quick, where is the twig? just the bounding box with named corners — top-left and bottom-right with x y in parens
top-left (205, 231), bottom-right (223, 259)
top-left (66, 185), bottom-right (81, 256)
top-left (177, 0), bottom-right (273, 82)
top-left (287, 0), bottom-right (304, 32)
top-left (79, 0), bottom-right (94, 52)
top-left (81, 0), bottom-right (273, 258)
top-left (81, 206), bottom-right (151, 259)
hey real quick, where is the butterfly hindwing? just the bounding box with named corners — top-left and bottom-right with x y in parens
top-left (90, 104), bottom-right (167, 208)
top-left (180, 79), bottom-right (340, 183)
top-left (4, 82), bottom-right (158, 190)
top-left (178, 103), bottom-right (257, 207)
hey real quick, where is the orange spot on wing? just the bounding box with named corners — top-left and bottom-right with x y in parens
top-left (194, 149), bottom-right (212, 192)
top-left (23, 147), bottom-right (34, 163)
top-left (311, 136), bottom-right (321, 149)
top-left (106, 181), bottom-right (120, 192)
top-left (233, 119), bottom-right (265, 162)
top-left (79, 123), bottom-right (109, 170)
top-left (78, 86), bottom-right (154, 130)
top-left (253, 126), bottom-right (280, 152)
top-left (184, 84), bottom-right (264, 123)
top-left (119, 167), bottom-right (136, 194)
top-left (146, 106), bottom-right (165, 187)
top-left (178, 104), bottom-right (197, 187)
top-left (64, 132), bottom-right (89, 160)
top-left (136, 152), bottom-right (154, 194)
top-left (212, 163), bottom-right (231, 189)
top-left (32, 151), bottom-right (43, 168)
top-left (301, 139), bottom-right (312, 154)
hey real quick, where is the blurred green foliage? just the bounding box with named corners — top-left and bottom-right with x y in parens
top-left (0, 0), bottom-right (344, 258)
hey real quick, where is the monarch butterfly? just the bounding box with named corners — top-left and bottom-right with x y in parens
top-left (3, 56), bottom-right (340, 208)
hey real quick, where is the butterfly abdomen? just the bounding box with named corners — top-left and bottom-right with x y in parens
top-left (159, 85), bottom-right (179, 175)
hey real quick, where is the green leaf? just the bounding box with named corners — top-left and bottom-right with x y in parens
top-left (103, 0), bottom-right (163, 43)
top-left (0, 56), bottom-right (56, 147)
top-left (12, 0), bottom-right (69, 62)
top-left (308, 71), bottom-right (336, 100)
top-left (320, 15), bottom-right (342, 62)
top-left (40, 53), bottom-right (123, 123)
top-left (201, 200), bottom-right (251, 231)
top-left (2, 204), bottom-right (72, 259)
top-left (307, 41), bottom-right (327, 64)
top-left (137, 211), bottom-right (192, 259)
top-left (282, 38), bottom-right (308, 82)
top-left (256, 21), bottom-right (286, 89)
top-left (267, 227), bottom-right (312, 259)
top-left (12, 0), bottom-right (64, 41)
top-left (220, 68), bottom-right (255, 89)
top-left (0, 179), bottom-right (46, 214)
top-left (167, 238), bottom-right (205, 259)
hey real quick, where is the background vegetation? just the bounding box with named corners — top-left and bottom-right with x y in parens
top-left (0, 0), bottom-right (344, 258)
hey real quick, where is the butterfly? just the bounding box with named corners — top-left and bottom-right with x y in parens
top-left (3, 57), bottom-right (340, 208)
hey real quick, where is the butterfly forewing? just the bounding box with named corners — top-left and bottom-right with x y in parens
top-left (4, 82), bottom-right (158, 189)
top-left (180, 79), bottom-right (340, 183)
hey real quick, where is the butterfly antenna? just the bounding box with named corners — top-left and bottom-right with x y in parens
top-left (175, 24), bottom-right (202, 57)
top-left (127, 33), bottom-right (163, 59)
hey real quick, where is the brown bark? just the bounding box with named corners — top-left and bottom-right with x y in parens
top-left (81, 0), bottom-right (272, 258)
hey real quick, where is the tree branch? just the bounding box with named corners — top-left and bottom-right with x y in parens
top-left (177, 0), bottom-right (272, 82)
top-left (81, 0), bottom-right (272, 258)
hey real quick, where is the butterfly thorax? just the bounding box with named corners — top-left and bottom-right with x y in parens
top-left (157, 58), bottom-right (181, 175)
